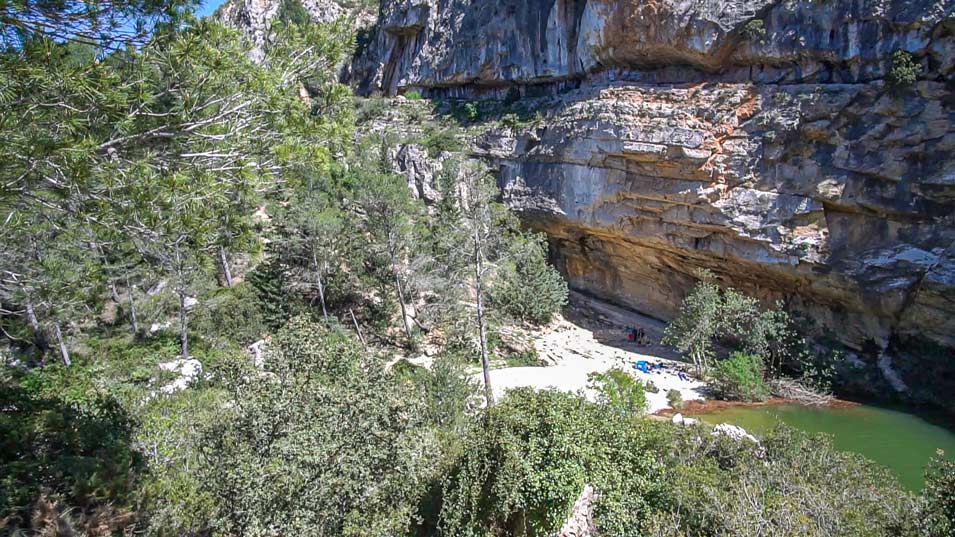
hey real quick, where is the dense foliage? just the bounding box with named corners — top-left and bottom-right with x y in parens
top-left (711, 352), bottom-right (770, 402)
top-left (490, 235), bottom-right (568, 325)
top-left (920, 451), bottom-right (955, 535)
top-left (194, 318), bottom-right (435, 536)
top-left (587, 367), bottom-right (649, 416)
top-left (437, 389), bottom-right (669, 537)
top-left (662, 270), bottom-right (838, 404)
top-left (433, 389), bottom-right (926, 537)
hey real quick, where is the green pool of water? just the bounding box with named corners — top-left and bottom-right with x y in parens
top-left (689, 403), bottom-right (955, 491)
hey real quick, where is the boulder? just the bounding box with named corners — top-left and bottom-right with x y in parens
top-left (557, 484), bottom-right (596, 537)
top-left (671, 413), bottom-right (700, 426)
top-left (712, 423), bottom-right (759, 443)
top-left (157, 358), bottom-right (203, 394)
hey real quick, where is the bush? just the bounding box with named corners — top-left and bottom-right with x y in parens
top-left (645, 379), bottom-right (660, 394)
top-left (391, 358), bottom-right (430, 384)
top-left (421, 124), bottom-right (463, 157)
top-left (247, 259), bottom-right (305, 330)
top-left (504, 348), bottom-right (542, 368)
top-left (742, 19), bottom-right (766, 39)
top-left (664, 424), bottom-right (918, 536)
top-left (0, 367), bottom-right (142, 533)
top-left (490, 234), bottom-right (568, 325)
top-left (588, 368), bottom-right (648, 416)
top-left (888, 50), bottom-right (920, 89)
top-left (920, 450), bottom-right (955, 535)
top-left (405, 90), bottom-right (423, 100)
top-left (356, 96), bottom-right (388, 123)
top-left (666, 388), bottom-right (684, 409)
top-left (712, 352), bottom-right (770, 402)
top-left (437, 389), bottom-right (669, 536)
top-left (501, 112), bottom-right (522, 129)
top-left (189, 282), bottom-right (267, 348)
top-left (463, 101), bottom-right (480, 121)
top-left (192, 317), bottom-right (438, 536)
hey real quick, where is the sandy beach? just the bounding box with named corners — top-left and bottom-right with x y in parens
top-left (480, 294), bottom-right (707, 413)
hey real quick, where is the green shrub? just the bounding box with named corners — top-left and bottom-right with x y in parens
top-left (664, 424), bottom-right (918, 536)
top-left (247, 259), bottom-right (305, 330)
top-left (405, 90), bottom-right (423, 100)
top-left (437, 389), bottom-right (669, 536)
top-left (190, 282), bottom-right (267, 348)
top-left (192, 317), bottom-right (437, 536)
top-left (666, 388), bottom-right (684, 409)
top-left (920, 450), bottom-right (955, 535)
top-left (588, 368), bottom-right (648, 416)
top-left (0, 367), bottom-right (142, 532)
top-left (504, 348), bottom-right (542, 368)
top-left (463, 101), bottom-right (480, 121)
top-left (888, 50), bottom-right (920, 89)
top-left (645, 379), bottom-right (660, 394)
top-left (391, 358), bottom-right (430, 384)
top-left (421, 124), bottom-right (463, 157)
top-left (712, 352), bottom-right (770, 402)
top-left (663, 269), bottom-right (805, 375)
top-left (356, 96), bottom-right (388, 123)
top-left (501, 112), bottom-right (522, 129)
top-left (490, 234), bottom-right (568, 325)
top-left (742, 19), bottom-right (766, 39)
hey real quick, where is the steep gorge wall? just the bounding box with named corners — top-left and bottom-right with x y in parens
top-left (355, 0), bottom-right (955, 404)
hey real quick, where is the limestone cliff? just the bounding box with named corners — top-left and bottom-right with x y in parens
top-left (216, 0), bottom-right (374, 61)
top-left (355, 0), bottom-right (955, 407)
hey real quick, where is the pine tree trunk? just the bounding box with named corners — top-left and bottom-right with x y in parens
top-left (127, 282), bottom-right (139, 335)
top-left (392, 255), bottom-right (414, 346)
top-left (474, 227), bottom-right (494, 407)
top-left (313, 252), bottom-right (328, 321)
top-left (350, 308), bottom-right (367, 347)
top-left (219, 245), bottom-right (234, 287)
top-left (53, 322), bottom-right (71, 367)
top-left (174, 246), bottom-right (190, 359)
top-left (25, 297), bottom-right (41, 337)
top-left (179, 290), bottom-right (190, 359)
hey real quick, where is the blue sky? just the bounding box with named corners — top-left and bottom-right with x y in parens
top-left (196, 0), bottom-right (227, 18)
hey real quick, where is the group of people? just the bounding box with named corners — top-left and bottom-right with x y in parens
top-left (625, 326), bottom-right (651, 345)
top-left (626, 325), bottom-right (693, 381)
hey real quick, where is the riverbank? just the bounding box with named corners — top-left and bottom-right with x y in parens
top-left (653, 395), bottom-right (861, 417)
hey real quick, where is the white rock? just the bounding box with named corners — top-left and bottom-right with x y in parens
top-left (712, 423), bottom-right (759, 443)
top-left (671, 413), bottom-right (701, 426)
top-left (248, 339), bottom-right (267, 368)
top-left (148, 321), bottom-right (170, 335)
top-left (147, 280), bottom-right (167, 296)
top-left (157, 358), bottom-right (203, 394)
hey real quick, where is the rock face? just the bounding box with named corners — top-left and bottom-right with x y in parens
top-left (216, 0), bottom-right (373, 61)
top-left (355, 0), bottom-right (955, 94)
top-left (357, 0), bottom-right (955, 409)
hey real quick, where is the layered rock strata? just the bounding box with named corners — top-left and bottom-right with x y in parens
top-left (353, 0), bottom-right (955, 405)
